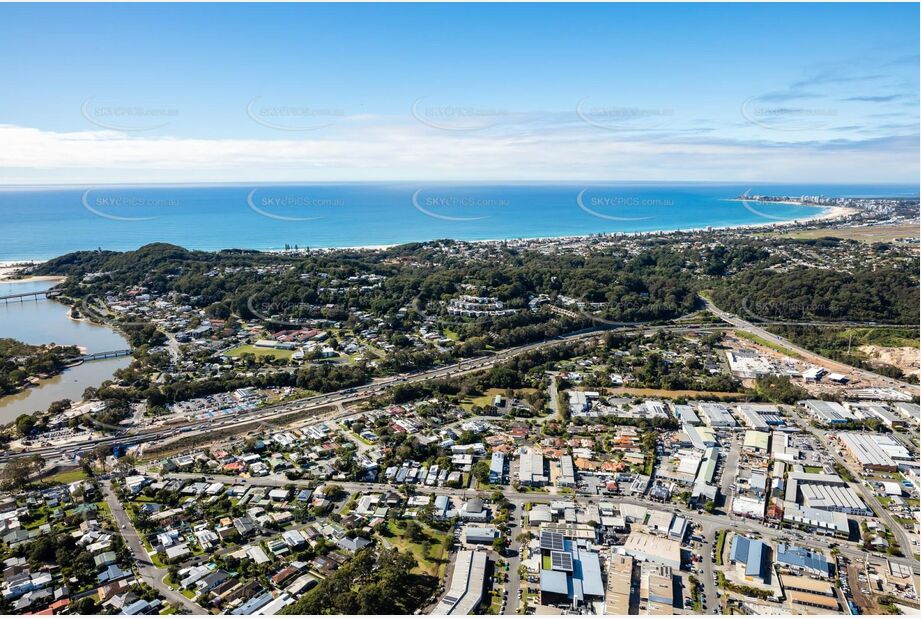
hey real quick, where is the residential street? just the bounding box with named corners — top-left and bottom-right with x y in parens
top-left (102, 482), bottom-right (207, 615)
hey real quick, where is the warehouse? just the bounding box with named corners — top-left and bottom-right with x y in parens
top-left (622, 532), bottom-right (682, 569)
top-left (789, 590), bottom-right (839, 611)
top-left (558, 455), bottom-right (576, 487)
top-left (780, 574), bottom-right (834, 597)
top-left (538, 532), bottom-right (604, 609)
top-left (431, 550), bottom-right (488, 615)
top-left (781, 502), bottom-right (850, 537)
top-left (799, 483), bottom-right (869, 515)
top-left (640, 563), bottom-right (674, 615)
top-left (743, 430), bottom-right (770, 453)
top-left (729, 535), bottom-right (770, 585)
top-left (697, 403), bottom-right (737, 427)
top-left (519, 447), bottom-right (548, 486)
top-left (785, 472), bottom-right (870, 516)
top-left (838, 432), bottom-right (907, 471)
top-left (604, 555), bottom-right (634, 615)
top-left (847, 403), bottom-right (907, 429)
top-left (684, 424), bottom-right (719, 450)
top-left (800, 400), bottom-right (854, 424)
top-left (737, 404), bottom-right (784, 431)
top-left (695, 448), bottom-right (719, 485)
top-left (776, 544), bottom-right (830, 576)
top-left (674, 405), bottom-right (700, 426)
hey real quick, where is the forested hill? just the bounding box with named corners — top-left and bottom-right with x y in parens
top-left (33, 236), bottom-right (918, 329)
top-left (711, 266), bottom-right (919, 324)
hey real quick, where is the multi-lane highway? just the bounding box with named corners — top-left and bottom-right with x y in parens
top-left (703, 297), bottom-right (920, 395)
top-left (2, 323), bottom-right (726, 465)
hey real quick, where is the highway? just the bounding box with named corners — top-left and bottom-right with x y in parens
top-left (703, 297), bottom-right (920, 395)
top-left (2, 323), bottom-right (724, 465)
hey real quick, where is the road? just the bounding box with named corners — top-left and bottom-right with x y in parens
top-left (703, 297), bottom-right (919, 395)
top-left (102, 482), bottom-right (207, 615)
top-left (503, 500), bottom-right (524, 615)
top-left (4, 323), bottom-right (726, 466)
top-left (797, 417), bottom-right (917, 561)
top-left (164, 471), bottom-right (919, 573)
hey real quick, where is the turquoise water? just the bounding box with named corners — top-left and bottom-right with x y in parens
top-left (1, 183), bottom-right (916, 260)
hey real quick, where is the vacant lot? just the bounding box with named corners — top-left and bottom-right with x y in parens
top-left (776, 223), bottom-right (920, 243)
top-left (224, 343), bottom-right (295, 359)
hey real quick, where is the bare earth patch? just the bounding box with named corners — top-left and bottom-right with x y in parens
top-left (859, 345), bottom-right (920, 379)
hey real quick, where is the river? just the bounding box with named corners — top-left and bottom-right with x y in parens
top-left (0, 278), bottom-right (130, 423)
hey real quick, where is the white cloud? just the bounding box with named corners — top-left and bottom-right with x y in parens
top-left (0, 118), bottom-right (916, 184)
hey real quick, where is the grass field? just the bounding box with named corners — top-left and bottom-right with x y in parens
top-left (734, 330), bottom-right (802, 359)
top-left (381, 520), bottom-right (451, 578)
top-left (42, 468), bottom-right (87, 485)
top-left (463, 387), bottom-right (539, 410)
top-left (774, 223), bottom-right (920, 243)
top-left (224, 344), bottom-right (295, 359)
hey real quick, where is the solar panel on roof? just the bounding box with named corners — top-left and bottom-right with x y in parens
top-left (540, 530), bottom-right (565, 552)
top-left (550, 550), bottom-right (573, 572)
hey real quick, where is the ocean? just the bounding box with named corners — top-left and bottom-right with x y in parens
top-left (0, 182), bottom-right (916, 261)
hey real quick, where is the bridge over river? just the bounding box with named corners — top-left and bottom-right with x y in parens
top-left (0, 288), bottom-right (62, 303)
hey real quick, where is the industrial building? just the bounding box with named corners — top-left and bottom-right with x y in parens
top-left (729, 535), bottom-right (770, 585)
top-left (846, 403), bottom-right (907, 429)
top-left (743, 430), bottom-right (770, 453)
top-left (697, 403), bottom-right (737, 427)
top-left (464, 526), bottom-right (499, 545)
top-left (518, 447), bottom-right (548, 486)
top-left (776, 544), bottom-right (831, 576)
top-left (726, 349), bottom-right (774, 379)
top-left (800, 400), bottom-right (855, 424)
top-left (558, 455), bottom-right (576, 487)
top-left (683, 424), bottom-right (719, 450)
top-left (781, 501), bottom-right (850, 537)
top-left (639, 563), bottom-right (674, 615)
top-left (622, 532), bottom-right (682, 570)
top-left (431, 550), bottom-right (488, 615)
top-left (737, 404), bottom-right (784, 431)
top-left (604, 555), bottom-right (634, 615)
top-left (838, 432), bottom-right (910, 471)
top-left (785, 472), bottom-right (870, 516)
top-left (674, 405), bottom-right (700, 426)
top-left (488, 452), bottom-right (505, 484)
top-left (537, 531), bottom-right (604, 610)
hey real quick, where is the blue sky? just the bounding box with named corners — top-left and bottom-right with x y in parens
top-left (0, 3), bottom-right (917, 184)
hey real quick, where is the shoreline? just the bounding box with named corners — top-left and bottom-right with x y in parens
top-left (3, 202), bottom-right (863, 263)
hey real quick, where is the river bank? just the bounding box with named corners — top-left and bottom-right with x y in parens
top-left (0, 279), bottom-right (130, 423)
